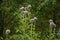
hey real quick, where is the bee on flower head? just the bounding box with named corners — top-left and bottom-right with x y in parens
top-left (27, 5), bottom-right (32, 11)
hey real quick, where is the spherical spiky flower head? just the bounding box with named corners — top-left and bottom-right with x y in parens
top-left (20, 7), bottom-right (24, 11)
top-left (5, 29), bottom-right (10, 34)
top-left (27, 5), bottom-right (32, 8)
top-left (49, 19), bottom-right (53, 23)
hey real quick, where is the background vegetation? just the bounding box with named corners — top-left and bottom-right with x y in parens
top-left (0, 0), bottom-right (60, 40)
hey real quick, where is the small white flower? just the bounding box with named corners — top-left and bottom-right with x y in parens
top-left (6, 29), bottom-right (10, 34)
top-left (34, 17), bottom-right (37, 20)
top-left (20, 7), bottom-right (24, 10)
top-left (27, 5), bottom-right (32, 8)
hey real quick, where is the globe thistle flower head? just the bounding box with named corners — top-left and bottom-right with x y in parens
top-left (30, 17), bottom-right (37, 23)
top-left (20, 7), bottom-right (24, 11)
top-left (49, 19), bottom-right (53, 23)
top-left (30, 18), bottom-right (35, 23)
top-left (50, 22), bottom-right (56, 27)
top-left (27, 5), bottom-right (32, 8)
top-left (34, 17), bottom-right (37, 20)
top-left (6, 29), bottom-right (10, 34)
top-left (22, 10), bottom-right (29, 14)
top-left (49, 19), bottom-right (56, 27)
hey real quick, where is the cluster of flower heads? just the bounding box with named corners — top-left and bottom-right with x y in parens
top-left (20, 4), bottom-right (37, 23)
top-left (30, 17), bottom-right (37, 23)
top-left (20, 5), bottom-right (31, 14)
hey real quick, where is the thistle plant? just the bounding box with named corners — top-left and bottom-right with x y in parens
top-left (15, 4), bottom-right (40, 40)
top-left (48, 19), bottom-right (56, 40)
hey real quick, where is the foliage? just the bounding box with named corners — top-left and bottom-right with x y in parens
top-left (0, 0), bottom-right (60, 40)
